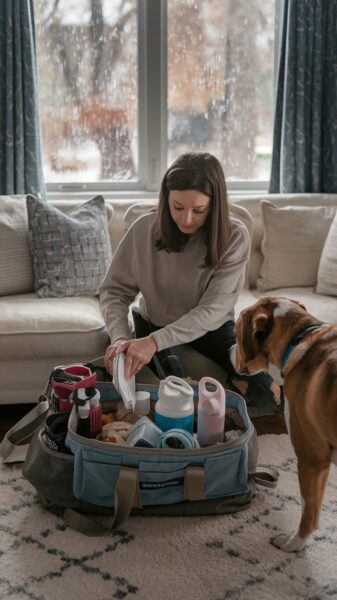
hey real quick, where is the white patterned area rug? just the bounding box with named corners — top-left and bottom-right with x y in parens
top-left (1, 434), bottom-right (337, 600)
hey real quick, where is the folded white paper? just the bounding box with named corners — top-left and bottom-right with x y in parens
top-left (112, 353), bottom-right (136, 411)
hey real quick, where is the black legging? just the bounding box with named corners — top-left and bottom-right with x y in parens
top-left (132, 309), bottom-right (275, 405)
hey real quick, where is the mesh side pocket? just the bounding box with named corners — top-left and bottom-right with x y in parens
top-left (23, 429), bottom-right (76, 506)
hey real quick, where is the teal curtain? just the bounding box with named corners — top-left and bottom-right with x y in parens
top-left (0, 0), bottom-right (45, 198)
top-left (270, 0), bottom-right (337, 193)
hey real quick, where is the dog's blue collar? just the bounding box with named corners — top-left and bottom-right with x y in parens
top-left (281, 323), bottom-right (327, 374)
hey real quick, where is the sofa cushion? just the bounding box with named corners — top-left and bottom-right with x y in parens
top-left (0, 195), bottom-right (34, 296)
top-left (257, 201), bottom-right (336, 291)
top-left (27, 195), bottom-right (112, 298)
top-left (0, 294), bottom-right (109, 361)
top-left (316, 211), bottom-right (337, 296)
top-left (124, 201), bottom-right (158, 231)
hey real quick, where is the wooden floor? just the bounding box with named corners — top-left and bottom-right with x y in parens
top-left (251, 413), bottom-right (287, 435)
top-left (0, 403), bottom-right (287, 442)
top-left (0, 404), bottom-right (38, 442)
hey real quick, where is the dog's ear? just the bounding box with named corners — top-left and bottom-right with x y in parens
top-left (252, 312), bottom-right (270, 345)
top-left (240, 310), bottom-right (272, 361)
top-left (236, 311), bottom-right (268, 361)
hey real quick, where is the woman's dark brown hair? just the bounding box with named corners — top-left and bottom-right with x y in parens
top-left (156, 152), bottom-right (230, 267)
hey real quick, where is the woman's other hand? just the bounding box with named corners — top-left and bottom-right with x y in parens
top-left (104, 336), bottom-right (157, 379)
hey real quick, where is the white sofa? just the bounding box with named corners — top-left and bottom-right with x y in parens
top-left (1, 193), bottom-right (336, 405)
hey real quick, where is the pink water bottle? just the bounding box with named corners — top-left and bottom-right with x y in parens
top-left (197, 377), bottom-right (226, 446)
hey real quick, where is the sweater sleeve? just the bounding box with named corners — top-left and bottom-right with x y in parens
top-left (99, 226), bottom-right (139, 344)
top-left (151, 223), bottom-right (250, 351)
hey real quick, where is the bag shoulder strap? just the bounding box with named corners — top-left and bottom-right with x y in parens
top-left (0, 399), bottom-right (49, 464)
top-left (250, 465), bottom-right (279, 489)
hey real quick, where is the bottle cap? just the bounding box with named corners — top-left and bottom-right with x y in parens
top-left (157, 376), bottom-right (194, 418)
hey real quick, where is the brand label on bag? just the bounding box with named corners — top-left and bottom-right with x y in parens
top-left (139, 477), bottom-right (184, 490)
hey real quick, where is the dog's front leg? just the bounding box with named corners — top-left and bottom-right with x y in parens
top-left (271, 457), bottom-right (330, 552)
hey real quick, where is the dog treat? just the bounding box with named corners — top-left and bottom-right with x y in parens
top-left (96, 431), bottom-right (128, 445)
top-left (101, 413), bottom-right (115, 426)
top-left (102, 421), bottom-right (133, 441)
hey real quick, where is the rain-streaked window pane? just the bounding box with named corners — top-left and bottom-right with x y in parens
top-left (167, 1), bottom-right (275, 181)
top-left (35, 0), bottom-right (138, 183)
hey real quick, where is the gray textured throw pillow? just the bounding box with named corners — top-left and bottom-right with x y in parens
top-left (27, 195), bottom-right (112, 298)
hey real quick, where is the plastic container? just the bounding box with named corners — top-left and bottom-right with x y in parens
top-left (77, 401), bottom-right (90, 438)
top-left (197, 377), bottom-right (226, 446)
top-left (127, 416), bottom-right (163, 448)
top-left (134, 391), bottom-right (151, 416)
top-left (76, 387), bottom-right (102, 438)
top-left (89, 390), bottom-right (102, 438)
top-left (155, 375), bottom-right (194, 433)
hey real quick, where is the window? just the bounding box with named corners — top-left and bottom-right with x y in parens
top-left (35, 0), bottom-right (277, 192)
top-left (35, 0), bottom-right (138, 187)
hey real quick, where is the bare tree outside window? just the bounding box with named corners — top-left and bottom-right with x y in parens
top-left (167, 0), bottom-right (275, 181)
top-left (35, 0), bottom-right (138, 182)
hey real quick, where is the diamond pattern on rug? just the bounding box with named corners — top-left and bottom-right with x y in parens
top-left (1, 436), bottom-right (337, 600)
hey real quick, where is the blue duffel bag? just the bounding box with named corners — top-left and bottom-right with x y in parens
top-left (1, 379), bottom-right (278, 536)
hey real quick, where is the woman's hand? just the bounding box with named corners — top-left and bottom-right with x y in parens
top-left (123, 336), bottom-right (157, 380)
top-left (104, 336), bottom-right (158, 379)
top-left (104, 339), bottom-right (129, 375)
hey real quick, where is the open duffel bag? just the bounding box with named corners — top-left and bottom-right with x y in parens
top-left (16, 381), bottom-right (278, 536)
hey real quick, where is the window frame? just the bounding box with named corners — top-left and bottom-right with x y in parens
top-left (45, 0), bottom-right (283, 198)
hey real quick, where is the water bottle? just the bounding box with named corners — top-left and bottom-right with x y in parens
top-left (197, 377), bottom-right (226, 446)
top-left (155, 376), bottom-right (194, 433)
top-left (77, 401), bottom-right (90, 438)
top-left (88, 389), bottom-right (102, 438)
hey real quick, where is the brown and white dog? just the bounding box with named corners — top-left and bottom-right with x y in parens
top-left (234, 296), bottom-right (337, 552)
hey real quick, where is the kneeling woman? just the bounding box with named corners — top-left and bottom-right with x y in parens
top-left (99, 152), bottom-right (279, 407)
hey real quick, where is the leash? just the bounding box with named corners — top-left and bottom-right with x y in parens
top-left (155, 429), bottom-right (197, 449)
top-left (281, 323), bottom-right (329, 375)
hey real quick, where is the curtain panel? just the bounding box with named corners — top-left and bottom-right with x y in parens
top-left (0, 0), bottom-right (45, 198)
top-left (270, 0), bottom-right (337, 193)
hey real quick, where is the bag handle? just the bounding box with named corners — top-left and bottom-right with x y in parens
top-left (250, 465), bottom-right (279, 488)
top-left (62, 465), bottom-right (278, 536)
top-left (63, 464), bottom-right (206, 536)
top-left (63, 466), bottom-right (141, 536)
top-left (0, 399), bottom-right (49, 464)
top-left (184, 466), bottom-right (205, 501)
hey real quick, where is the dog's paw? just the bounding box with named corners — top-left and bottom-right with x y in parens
top-left (270, 531), bottom-right (307, 552)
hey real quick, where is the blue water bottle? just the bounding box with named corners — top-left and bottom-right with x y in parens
top-left (154, 376), bottom-right (194, 433)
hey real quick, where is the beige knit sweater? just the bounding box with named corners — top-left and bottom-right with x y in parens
top-left (99, 212), bottom-right (250, 351)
